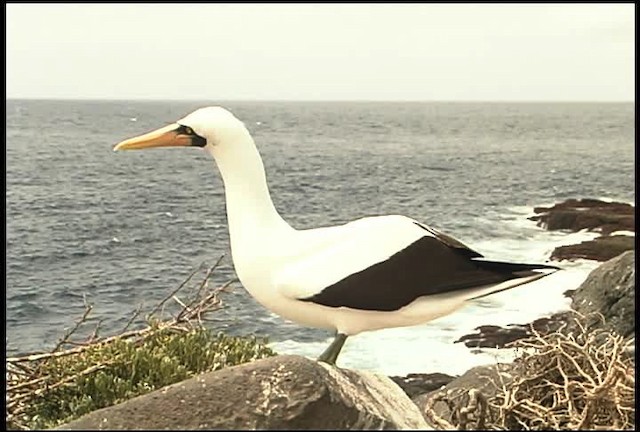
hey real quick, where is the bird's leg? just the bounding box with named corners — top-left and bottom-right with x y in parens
top-left (317, 333), bottom-right (348, 365)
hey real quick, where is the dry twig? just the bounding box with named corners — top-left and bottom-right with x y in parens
top-left (50, 299), bottom-right (93, 353)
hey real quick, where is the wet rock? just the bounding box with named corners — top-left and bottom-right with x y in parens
top-left (56, 355), bottom-right (429, 430)
top-left (550, 234), bottom-right (634, 262)
top-left (529, 198), bottom-right (634, 235)
top-left (456, 325), bottom-right (529, 349)
top-left (455, 314), bottom-right (571, 349)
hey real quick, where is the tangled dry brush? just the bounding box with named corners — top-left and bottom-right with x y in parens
top-left (425, 313), bottom-right (635, 430)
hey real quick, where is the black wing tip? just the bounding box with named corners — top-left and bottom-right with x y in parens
top-left (537, 263), bottom-right (562, 271)
top-left (471, 259), bottom-right (562, 274)
top-left (515, 262), bottom-right (561, 271)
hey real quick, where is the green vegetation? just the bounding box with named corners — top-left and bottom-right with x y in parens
top-left (7, 259), bottom-right (276, 430)
top-left (9, 328), bottom-right (274, 430)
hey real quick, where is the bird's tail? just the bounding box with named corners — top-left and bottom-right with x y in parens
top-left (465, 259), bottom-right (560, 301)
top-left (473, 259), bottom-right (560, 275)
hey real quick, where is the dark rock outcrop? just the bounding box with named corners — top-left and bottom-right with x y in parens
top-left (56, 355), bottom-right (429, 430)
top-left (550, 235), bottom-right (635, 262)
top-left (529, 198), bottom-right (634, 235)
top-left (569, 250), bottom-right (635, 338)
top-left (455, 314), bottom-right (571, 349)
top-left (527, 198), bottom-right (635, 262)
top-left (390, 372), bottom-right (457, 399)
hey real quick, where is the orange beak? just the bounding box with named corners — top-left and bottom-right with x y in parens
top-left (113, 124), bottom-right (192, 151)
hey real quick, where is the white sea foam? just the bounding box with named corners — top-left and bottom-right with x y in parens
top-left (610, 230), bottom-right (635, 237)
top-left (596, 196), bottom-right (635, 206)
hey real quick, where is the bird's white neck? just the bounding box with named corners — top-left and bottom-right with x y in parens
top-left (206, 127), bottom-right (293, 257)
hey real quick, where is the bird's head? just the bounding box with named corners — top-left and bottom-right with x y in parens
top-left (113, 106), bottom-right (245, 152)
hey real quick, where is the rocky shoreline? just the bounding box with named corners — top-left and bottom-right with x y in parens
top-left (392, 198), bottom-right (635, 405)
top-left (412, 248), bottom-right (635, 429)
top-left (529, 198), bottom-right (634, 235)
top-left (451, 198), bottom-right (634, 354)
top-left (56, 198), bottom-right (635, 430)
top-left (530, 198), bottom-right (635, 261)
top-left (60, 265), bottom-right (634, 429)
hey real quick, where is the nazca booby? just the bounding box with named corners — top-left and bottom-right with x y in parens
top-left (114, 106), bottom-right (559, 365)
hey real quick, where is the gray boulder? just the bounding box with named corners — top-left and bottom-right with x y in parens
top-left (56, 355), bottom-right (429, 430)
top-left (570, 250), bottom-right (635, 338)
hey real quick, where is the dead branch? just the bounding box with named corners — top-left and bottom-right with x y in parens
top-left (120, 303), bottom-right (143, 334)
top-left (146, 262), bottom-right (205, 319)
top-left (50, 301), bottom-right (93, 353)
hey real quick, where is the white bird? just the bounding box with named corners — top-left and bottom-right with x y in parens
top-left (114, 106), bottom-right (559, 365)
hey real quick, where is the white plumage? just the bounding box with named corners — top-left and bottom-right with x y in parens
top-left (115, 106), bottom-right (558, 364)
top-left (274, 216), bottom-right (430, 299)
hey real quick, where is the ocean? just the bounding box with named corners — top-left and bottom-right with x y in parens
top-left (5, 100), bottom-right (635, 376)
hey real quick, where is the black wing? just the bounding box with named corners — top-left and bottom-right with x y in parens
top-left (302, 234), bottom-right (557, 312)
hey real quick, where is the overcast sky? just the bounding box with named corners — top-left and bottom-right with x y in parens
top-left (5, 3), bottom-right (635, 101)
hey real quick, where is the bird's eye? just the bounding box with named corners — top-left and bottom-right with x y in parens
top-left (184, 126), bottom-right (194, 135)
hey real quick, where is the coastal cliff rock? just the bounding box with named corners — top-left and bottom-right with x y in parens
top-left (56, 355), bottom-right (429, 430)
top-left (569, 250), bottom-right (635, 338)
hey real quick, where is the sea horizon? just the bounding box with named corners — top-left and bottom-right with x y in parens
top-left (5, 97), bottom-right (635, 104)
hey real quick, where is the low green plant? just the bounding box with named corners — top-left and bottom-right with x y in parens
top-left (16, 328), bottom-right (274, 430)
top-left (7, 259), bottom-right (277, 430)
